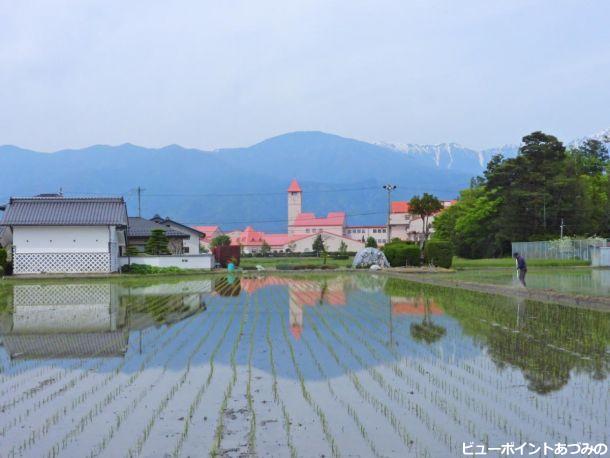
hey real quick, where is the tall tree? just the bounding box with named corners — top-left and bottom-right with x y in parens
top-left (312, 234), bottom-right (325, 256)
top-left (486, 132), bottom-right (569, 245)
top-left (365, 236), bottom-right (378, 248)
top-left (260, 240), bottom-right (271, 256)
top-left (409, 193), bottom-right (443, 245)
top-left (210, 234), bottom-right (231, 248)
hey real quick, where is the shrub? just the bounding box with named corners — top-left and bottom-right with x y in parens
top-left (424, 240), bottom-right (453, 268)
top-left (125, 245), bottom-right (140, 256)
top-left (121, 263), bottom-right (184, 274)
top-left (145, 229), bottom-right (170, 255)
top-left (276, 264), bottom-right (338, 271)
top-left (331, 254), bottom-right (349, 260)
top-left (0, 248), bottom-right (7, 271)
top-left (382, 242), bottom-right (421, 267)
top-left (365, 236), bottom-right (377, 248)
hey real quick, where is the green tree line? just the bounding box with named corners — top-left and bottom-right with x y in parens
top-left (434, 131), bottom-right (610, 258)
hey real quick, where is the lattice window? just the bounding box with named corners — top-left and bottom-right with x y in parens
top-left (13, 252), bottom-right (111, 274)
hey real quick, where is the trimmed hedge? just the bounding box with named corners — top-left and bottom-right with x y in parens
top-left (276, 264), bottom-right (338, 271)
top-left (382, 242), bottom-right (421, 267)
top-left (424, 240), bottom-right (453, 268)
top-left (121, 264), bottom-right (184, 274)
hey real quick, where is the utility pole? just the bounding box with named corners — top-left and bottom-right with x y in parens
top-left (136, 186), bottom-right (145, 217)
top-left (383, 184), bottom-right (397, 242)
top-left (560, 218), bottom-right (565, 238)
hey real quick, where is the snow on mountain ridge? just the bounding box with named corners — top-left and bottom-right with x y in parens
top-left (376, 141), bottom-right (518, 169)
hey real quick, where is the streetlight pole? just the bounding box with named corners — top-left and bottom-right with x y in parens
top-left (383, 184), bottom-right (397, 243)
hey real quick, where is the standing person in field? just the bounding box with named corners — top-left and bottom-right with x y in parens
top-left (514, 252), bottom-right (527, 287)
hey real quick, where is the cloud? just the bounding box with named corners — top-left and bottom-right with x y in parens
top-left (0, 0), bottom-right (609, 151)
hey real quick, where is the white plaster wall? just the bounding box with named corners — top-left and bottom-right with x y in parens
top-left (290, 225), bottom-right (344, 236)
top-left (120, 254), bottom-right (213, 269)
top-left (291, 233), bottom-right (363, 253)
top-left (12, 304), bottom-right (117, 332)
top-left (183, 235), bottom-right (201, 254)
top-left (345, 227), bottom-right (388, 244)
top-left (13, 226), bottom-right (110, 253)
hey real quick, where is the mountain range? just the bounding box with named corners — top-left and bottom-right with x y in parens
top-left (0, 130), bottom-right (600, 232)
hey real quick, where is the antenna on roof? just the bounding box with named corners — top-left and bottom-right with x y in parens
top-left (59, 187), bottom-right (63, 196)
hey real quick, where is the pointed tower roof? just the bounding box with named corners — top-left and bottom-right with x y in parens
top-left (287, 179), bottom-right (302, 193)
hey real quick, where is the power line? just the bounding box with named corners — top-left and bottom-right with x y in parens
top-left (60, 183), bottom-right (461, 199)
top-left (181, 210), bottom-right (387, 227)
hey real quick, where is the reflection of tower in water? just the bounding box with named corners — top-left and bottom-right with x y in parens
top-left (289, 289), bottom-right (303, 340)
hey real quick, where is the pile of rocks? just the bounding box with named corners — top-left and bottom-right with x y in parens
top-left (352, 248), bottom-right (390, 269)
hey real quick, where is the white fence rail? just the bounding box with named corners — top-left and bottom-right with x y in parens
top-left (511, 239), bottom-right (609, 262)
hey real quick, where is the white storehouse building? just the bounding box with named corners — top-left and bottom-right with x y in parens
top-left (0, 196), bottom-right (128, 275)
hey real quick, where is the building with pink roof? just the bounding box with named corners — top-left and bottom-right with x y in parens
top-left (197, 180), bottom-right (456, 254)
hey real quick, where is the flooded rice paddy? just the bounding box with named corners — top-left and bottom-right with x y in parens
top-left (0, 274), bottom-right (608, 457)
top-left (435, 267), bottom-right (610, 296)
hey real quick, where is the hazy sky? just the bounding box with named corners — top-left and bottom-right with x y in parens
top-left (1, 0), bottom-right (609, 152)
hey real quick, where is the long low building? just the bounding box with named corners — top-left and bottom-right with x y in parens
top-left (231, 226), bottom-right (364, 254)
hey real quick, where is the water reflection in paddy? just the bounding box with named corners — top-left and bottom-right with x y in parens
top-left (0, 274), bottom-right (607, 457)
top-left (437, 267), bottom-right (610, 296)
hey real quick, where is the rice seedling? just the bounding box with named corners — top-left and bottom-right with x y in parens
top-left (275, 304), bottom-right (341, 458)
top-left (301, 303), bottom-right (424, 456)
top-left (298, 321), bottom-right (384, 458)
top-left (8, 315), bottom-right (196, 458)
top-left (36, 280), bottom-right (239, 458)
top-left (0, 290), bottom-right (196, 420)
top-left (246, 291), bottom-right (260, 456)
top-left (92, 298), bottom-right (234, 458)
top-left (265, 304), bottom-right (297, 458)
top-left (169, 293), bottom-right (244, 457)
top-left (209, 297), bottom-right (249, 457)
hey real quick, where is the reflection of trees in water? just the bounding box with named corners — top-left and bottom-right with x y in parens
top-left (485, 300), bottom-right (610, 394)
top-left (409, 297), bottom-right (446, 344)
top-left (384, 278), bottom-right (610, 394)
top-left (123, 295), bottom-right (195, 324)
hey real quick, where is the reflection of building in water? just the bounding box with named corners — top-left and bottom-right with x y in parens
top-left (0, 281), bottom-right (210, 359)
top-left (390, 296), bottom-right (443, 316)
top-left (241, 276), bottom-right (347, 340)
top-left (123, 280), bottom-right (211, 327)
top-left (2, 284), bottom-right (128, 359)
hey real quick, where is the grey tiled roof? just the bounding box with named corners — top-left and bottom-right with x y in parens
top-left (149, 216), bottom-right (206, 236)
top-left (127, 217), bottom-right (188, 238)
top-left (0, 197), bottom-right (128, 226)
